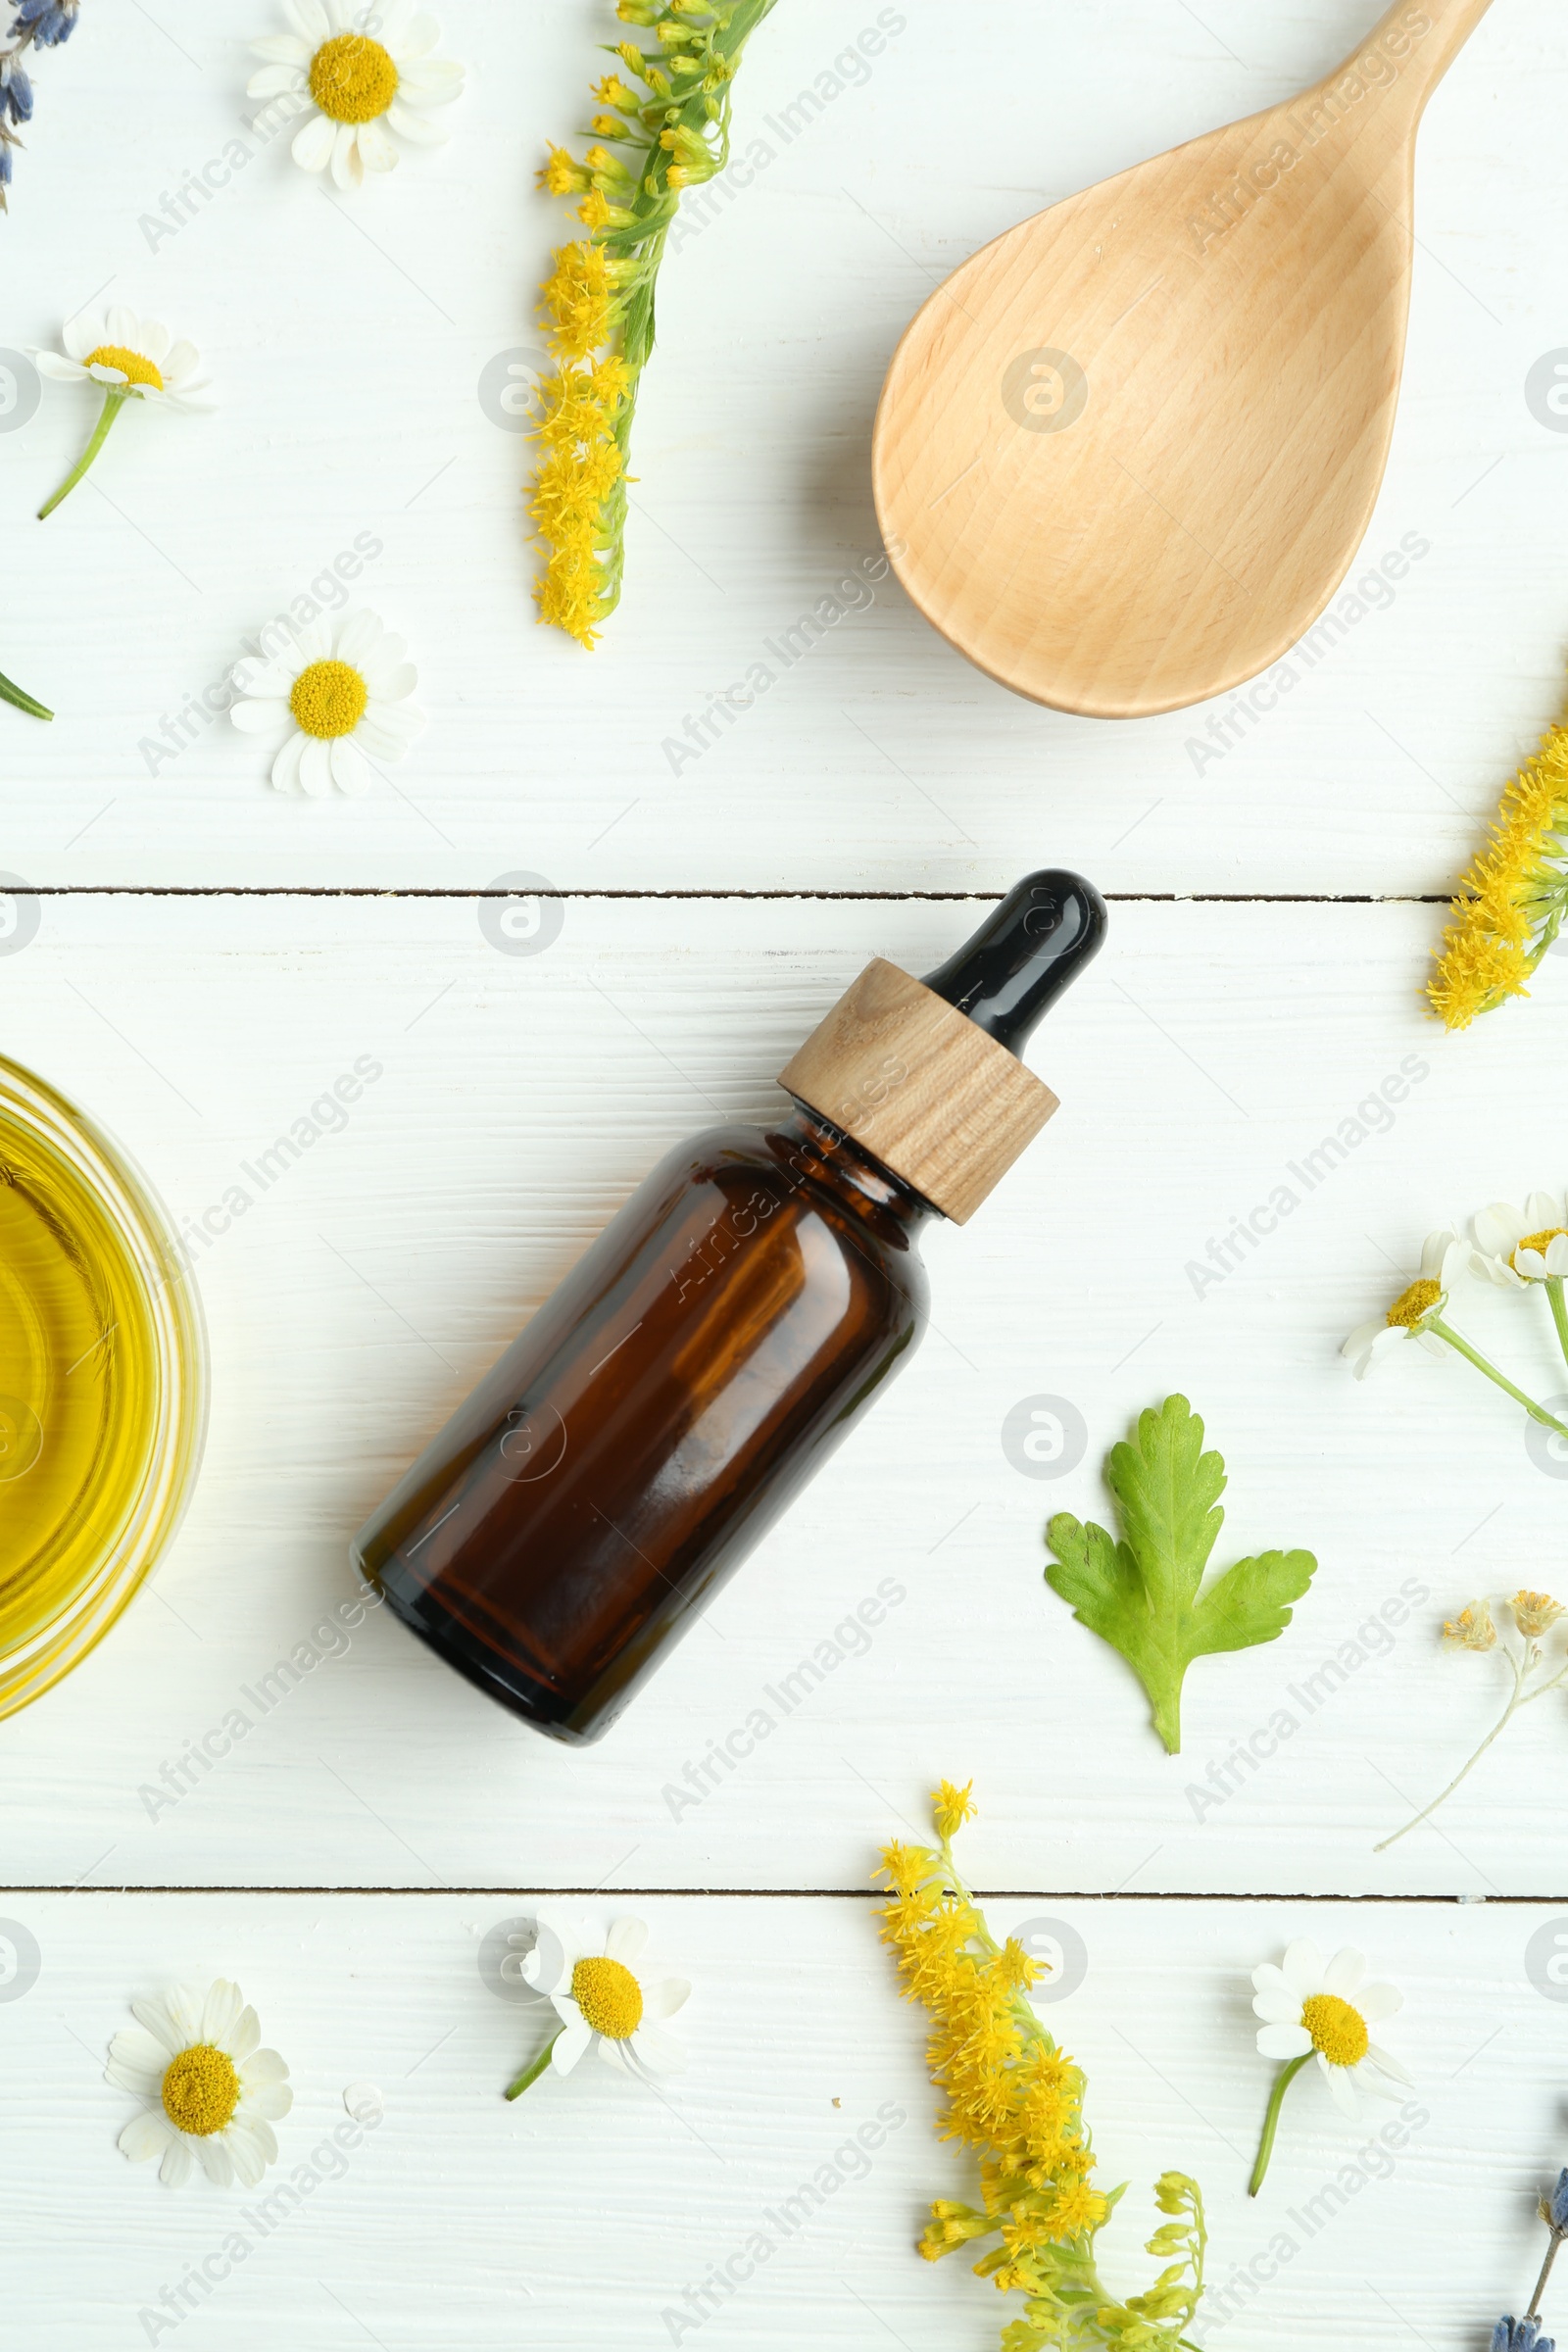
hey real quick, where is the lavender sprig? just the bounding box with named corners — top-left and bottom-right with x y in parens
top-left (0, 0), bottom-right (81, 213)
top-left (1494, 2170), bottom-right (1568, 2352)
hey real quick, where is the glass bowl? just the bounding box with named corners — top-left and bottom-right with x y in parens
top-left (0, 1055), bottom-right (207, 1720)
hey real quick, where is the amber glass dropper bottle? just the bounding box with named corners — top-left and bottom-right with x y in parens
top-left (354, 871), bottom-right (1106, 1742)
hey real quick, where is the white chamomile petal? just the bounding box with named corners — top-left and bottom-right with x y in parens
top-left (361, 652), bottom-right (417, 700)
top-left (231, 697), bottom-right (292, 736)
top-left (109, 2025), bottom-right (174, 2075)
top-left (628, 2020), bottom-right (686, 2075)
top-left (105, 303), bottom-right (138, 345)
top-left (160, 2138), bottom-right (195, 2187)
top-left (248, 62), bottom-right (307, 97)
top-left (394, 12), bottom-right (443, 62)
top-left (1322, 1948), bottom-right (1366, 1998)
top-left (1255, 2021), bottom-right (1313, 2061)
top-left (250, 31), bottom-right (312, 63)
top-left (241, 2047), bottom-right (290, 2087)
top-left (1356, 1982), bottom-right (1402, 2024)
top-left (1364, 2042), bottom-right (1413, 2086)
top-left (1251, 1989), bottom-right (1302, 2028)
top-left (292, 111), bottom-right (336, 172)
top-left (271, 732), bottom-right (309, 794)
top-left (34, 352), bottom-right (88, 382)
top-left (357, 117), bottom-right (400, 173)
top-left (644, 1976), bottom-right (691, 2022)
top-left (1279, 1940), bottom-right (1325, 1999)
top-left (62, 315), bottom-right (96, 361)
top-left (606, 1917), bottom-right (650, 1967)
top-left (385, 98), bottom-right (448, 144)
top-left (283, 0), bottom-right (330, 41)
top-left (330, 738), bottom-right (373, 796)
top-left (331, 122), bottom-right (364, 191)
top-left (196, 2136), bottom-right (234, 2187)
top-left (298, 738), bottom-right (334, 797)
top-left (551, 2018), bottom-right (593, 2075)
top-left (1322, 2062), bottom-right (1361, 2119)
top-left (138, 318), bottom-right (171, 364)
top-left (334, 611), bottom-right (385, 663)
top-left (119, 2109), bottom-right (173, 2164)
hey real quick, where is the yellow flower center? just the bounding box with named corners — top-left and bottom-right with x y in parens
top-left (84, 344), bottom-right (163, 391)
top-left (1385, 1277), bottom-right (1441, 1329)
top-left (290, 659), bottom-right (368, 740)
top-left (1300, 1993), bottom-right (1369, 2069)
top-left (1514, 1228), bottom-right (1567, 1270)
top-left (161, 2043), bottom-right (241, 2136)
top-left (570, 1955), bottom-right (644, 2040)
top-left (309, 32), bottom-right (399, 123)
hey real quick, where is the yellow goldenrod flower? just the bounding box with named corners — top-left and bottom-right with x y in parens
top-left (1429, 689), bottom-right (1568, 1028)
top-left (529, 0), bottom-right (779, 645)
top-left (876, 1783), bottom-right (1207, 2349)
top-left (1444, 1600), bottom-right (1497, 1651)
top-left (931, 1778), bottom-right (977, 1838)
top-left (539, 143), bottom-right (590, 196)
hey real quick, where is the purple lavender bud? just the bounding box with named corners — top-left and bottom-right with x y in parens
top-left (1494, 2323), bottom-right (1555, 2352)
top-left (1550, 2169), bottom-right (1568, 2234)
top-left (1, 60), bottom-right (32, 123)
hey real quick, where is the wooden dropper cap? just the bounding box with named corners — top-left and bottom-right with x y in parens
top-left (779, 871), bottom-right (1107, 1224)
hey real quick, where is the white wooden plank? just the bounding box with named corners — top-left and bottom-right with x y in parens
top-left (1, 891), bottom-right (1565, 1894)
top-left (0, 1889), bottom-right (1560, 2348)
top-left (0, 0), bottom-right (1562, 891)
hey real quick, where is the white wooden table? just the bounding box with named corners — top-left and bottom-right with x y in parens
top-left (3, 2), bottom-right (1566, 2344)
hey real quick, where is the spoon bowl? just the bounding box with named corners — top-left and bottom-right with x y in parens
top-left (872, 0), bottom-right (1495, 718)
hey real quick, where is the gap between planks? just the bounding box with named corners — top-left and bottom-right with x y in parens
top-left (18, 889), bottom-right (1450, 905)
top-left (0, 1886), bottom-right (1517, 1904)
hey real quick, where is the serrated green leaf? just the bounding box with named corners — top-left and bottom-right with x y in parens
top-left (1045, 1396), bottom-right (1316, 1753)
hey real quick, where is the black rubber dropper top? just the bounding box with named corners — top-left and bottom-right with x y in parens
top-left (920, 870), bottom-right (1107, 1055)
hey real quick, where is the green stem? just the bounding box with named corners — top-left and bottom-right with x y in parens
top-left (1427, 1315), bottom-right (1568, 1439)
top-left (1250, 2053), bottom-right (1311, 2196)
top-left (38, 389), bottom-right (127, 519)
top-left (1375, 1647), bottom-right (1527, 1851)
top-left (1547, 1279), bottom-right (1568, 1378)
top-left (503, 2026), bottom-right (564, 2101)
top-left (0, 667), bottom-right (52, 720)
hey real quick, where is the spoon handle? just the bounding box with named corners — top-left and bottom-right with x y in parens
top-left (1348, 0), bottom-right (1495, 129)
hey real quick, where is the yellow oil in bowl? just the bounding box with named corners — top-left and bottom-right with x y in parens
top-left (0, 1058), bottom-right (206, 1718)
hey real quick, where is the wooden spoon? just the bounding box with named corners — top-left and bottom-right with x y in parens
top-left (872, 0), bottom-right (1495, 720)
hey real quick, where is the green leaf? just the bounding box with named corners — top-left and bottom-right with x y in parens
top-left (1045, 1396), bottom-right (1315, 1753)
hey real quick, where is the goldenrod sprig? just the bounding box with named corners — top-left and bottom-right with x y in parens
top-left (1429, 685), bottom-right (1568, 1029)
top-left (1377, 1592), bottom-right (1568, 1850)
top-left (531, 0), bottom-right (779, 647)
top-left (877, 1782), bottom-right (1207, 2352)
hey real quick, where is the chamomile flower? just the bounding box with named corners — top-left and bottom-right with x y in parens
top-left (32, 309), bottom-right (209, 516)
top-left (106, 1980), bottom-right (292, 2188)
top-left (1341, 1230), bottom-right (1467, 1378)
top-left (505, 1911), bottom-right (689, 2098)
top-left (247, 0), bottom-right (464, 193)
top-left (1249, 1941), bottom-right (1409, 2193)
top-left (228, 610), bottom-right (422, 798)
top-left (1472, 1195), bottom-right (1568, 1288)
